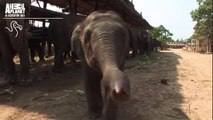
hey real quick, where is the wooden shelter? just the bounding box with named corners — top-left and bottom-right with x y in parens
top-left (30, 6), bottom-right (64, 18)
top-left (35, 0), bottom-right (153, 30)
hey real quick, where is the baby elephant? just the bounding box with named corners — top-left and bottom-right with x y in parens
top-left (72, 11), bottom-right (130, 120)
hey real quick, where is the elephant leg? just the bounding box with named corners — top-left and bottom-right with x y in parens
top-left (0, 35), bottom-right (17, 84)
top-left (47, 40), bottom-right (52, 57)
top-left (137, 45), bottom-right (141, 55)
top-left (52, 48), bottom-right (64, 73)
top-left (0, 54), bottom-right (4, 73)
top-left (35, 42), bottom-right (45, 62)
top-left (71, 51), bottom-right (78, 63)
top-left (138, 47), bottom-right (142, 55)
top-left (41, 41), bottom-right (46, 59)
top-left (138, 41), bottom-right (143, 55)
top-left (18, 45), bottom-right (32, 86)
top-left (131, 47), bottom-right (137, 58)
top-left (29, 46), bottom-right (36, 63)
top-left (63, 51), bottom-right (69, 59)
top-left (82, 61), bottom-right (103, 119)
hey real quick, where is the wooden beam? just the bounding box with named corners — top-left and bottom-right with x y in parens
top-left (68, 0), bottom-right (73, 12)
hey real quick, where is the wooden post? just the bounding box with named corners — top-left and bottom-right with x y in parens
top-left (69, 0), bottom-right (72, 12)
top-left (95, 0), bottom-right (98, 10)
top-left (75, 0), bottom-right (77, 13)
top-left (42, 0), bottom-right (47, 28)
top-left (69, 0), bottom-right (77, 13)
top-left (41, 0), bottom-right (47, 58)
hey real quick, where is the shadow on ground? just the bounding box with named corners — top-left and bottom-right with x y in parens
top-left (118, 51), bottom-right (189, 120)
top-left (0, 51), bottom-right (189, 120)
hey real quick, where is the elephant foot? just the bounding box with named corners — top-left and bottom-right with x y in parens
top-left (52, 67), bottom-right (64, 73)
top-left (88, 111), bottom-right (102, 120)
top-left (45, 54), bottom-right (52, 58)
top-left (18, 74), bottom-right (33, 86)
top-left (0, 67), bottom-right (4, 73)
top-left (31, 59), bottom-right (36, 63)
top-left (38, 59), bottom-right (45, 63)
top-left (4, 73), bottom-right (17, 84)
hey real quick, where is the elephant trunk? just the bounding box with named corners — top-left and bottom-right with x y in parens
top-left (102, 67), bottom-right (130, 102)
top-left (92, 29), bottom-right (130, 102)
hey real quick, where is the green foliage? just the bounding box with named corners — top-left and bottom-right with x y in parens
top-left (190, 0), bottom-right (212, 39)
top-left (149, 25), bottom-right (173, 43)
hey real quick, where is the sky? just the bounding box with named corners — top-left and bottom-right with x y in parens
top-left (133, 0), bottom-right (198, 40)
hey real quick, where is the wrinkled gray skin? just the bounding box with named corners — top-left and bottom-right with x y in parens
top-left (74, 11), bottom-right (130, 120)
top-left (0, 0), bottom-right (31, 85)
top-left (49, 13), bottom-right (84, 73)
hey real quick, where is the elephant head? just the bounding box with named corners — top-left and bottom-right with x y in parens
top-left (80, 11), bottom-right (130, 102)
top-left (1, 0), bottom-right (31, 51)
top-left (71, 23), bottom-right (84, 59)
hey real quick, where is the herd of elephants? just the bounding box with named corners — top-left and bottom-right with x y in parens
top-left (0, 1), bottom-right (162, 120)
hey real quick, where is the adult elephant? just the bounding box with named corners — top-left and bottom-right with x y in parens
top-left (137, 29), bottom-right (147, 55)
top-left (129, 27), bottom-right (139, 57)
top-left (152, 38), bottom-right (162, 51)
top-left (137, 29), bottom-right (153, 55)
top-left (49, 13), bottom-right (84, 73)
top-left (72, 11), bottom-right (130, 120)
top-left (28, 26), bottom-right (48, 63)
top-left (0, 0), bottom-right (32, 85)
top-left (129, 28), bottom-right (149, 56)
top-left (28, 37), bottom-right (45, 63)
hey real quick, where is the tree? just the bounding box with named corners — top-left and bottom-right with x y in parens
top-left (149, 25), bottom-right (173, 43)
top-left (190, 0), bottom-right (212, 52)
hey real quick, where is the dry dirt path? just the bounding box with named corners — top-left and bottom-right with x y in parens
top-left (170, 49), bottom-right (212, 120)
top-left (122, 49), bottom-right (212, 120)
top-left (0, 49), bottom-right (212, 120)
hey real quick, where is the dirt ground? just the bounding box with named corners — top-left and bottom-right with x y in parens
top-left (0, 49), bottom-right (212, 120)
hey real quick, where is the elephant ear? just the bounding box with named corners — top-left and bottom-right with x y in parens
top-left (80, 28), bottom-right (95, 66)
top-left (71, 23), bottom-right (83, 59)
